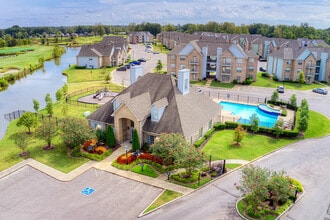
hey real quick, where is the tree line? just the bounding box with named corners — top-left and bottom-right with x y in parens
top-left (1, 21), bottom-right (330, 48)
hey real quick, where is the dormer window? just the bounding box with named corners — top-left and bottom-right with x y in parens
top-left (151, 98), bottom-right (168, 122)
top-left (151, 106), bottom-right (159, 122)
top-left (113, 99), bottom-right (120, 111)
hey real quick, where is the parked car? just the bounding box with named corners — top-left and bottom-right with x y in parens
top-left (138, 58), bottom-right (147, 62)
top-left (277, 86), bottom-right (285, 93)
top-left (129, 60), bottom-right (141, 65)
top-left (312, 88), bottom-right (328, 95)
top-left (124, 64), bottom-right (131, 69)
top-left (259, 67), bottom-right (266, 72)
top-left (116, 66), bottom-right (127, 71)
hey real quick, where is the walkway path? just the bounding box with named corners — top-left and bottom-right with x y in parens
top-left (0, 142), bottom-right (249, 196)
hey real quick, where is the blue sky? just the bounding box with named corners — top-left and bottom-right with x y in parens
top-left (0, 0), bottom-right (329, 29)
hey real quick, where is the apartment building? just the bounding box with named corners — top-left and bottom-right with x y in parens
top-left (167, 40), bottom-right (258, 83)
top-left (128, 31), bottom-right (154, 44)
top-left (267, 46), bottom-right (330, 83)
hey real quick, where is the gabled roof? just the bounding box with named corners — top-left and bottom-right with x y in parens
top-left (88, 73), bottom-right (221, 138)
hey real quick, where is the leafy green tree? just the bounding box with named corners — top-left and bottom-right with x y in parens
top-left (62, 83), bottom-right (68, 97)
top-left (105, 73), bottom-right (111, 84)
top-left (268, 171), bottom-right (294, 207)
top-left (13, 132), bottom-right (31, 156)
top-left (289, 94), bottom-right (297, 108)
top-left (300, 99), bottom-right (309, 119)
top-left (45, 93), bottom-right (52, 103)
top-left (155, 60), bottom-right (163, 73)
top-left (271, 90), bottom-right (279, 102)
top-left (60, 117), bottom-right (96, 148)
top-left (273, 118), bottom-right (284, 138)
top-left (106, 126), bottom-right (116, 147)
top-left (56, 89), bottom-right (63, 102)
top-left (171, 141), bottom-right (206, 177)
top-left (34, 119), bottom-right (58, 148)
top-left (151, 133), bottom-right (184, 165)
top-left (45, 93), bottom-right (54, 116)
top-left (132, 129), bottom-right (140, 152)
top-left (297, 71), bottom-right (305, 86)
top-left (16, 111), bottom-right (38, 134)
top-left (53, 45), bottom-right (65, 57)
top-left (33, 99), bottom-right (40, 112)
top-left (233, 124), bottom-right (246, 145)
top-left (250, 113), bottom-right (259, 133)
top-left (298, 116), bottom-right (308, 135)
top-left (235, 165), bottom-right (271, 209)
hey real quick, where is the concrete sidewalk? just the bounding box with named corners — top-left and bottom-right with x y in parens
top-left (0, 143), bottom-right (248, 195)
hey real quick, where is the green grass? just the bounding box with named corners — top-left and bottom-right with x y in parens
top-left (252, 72), bottom-right (325, 90)
top-left (0, 47), bottom-right (34, 55)
top-left (144, 190), bottom-right (182, 214)
top-left (210, 81), bottom-right (235, 88)
top-left (226, 163), bottom-right (241, 170)
top-left (190, 80), bottom-right (207, 86)
top-left (63, 65), bottom-right (116, 83)
top-left (131, 164), bottom-right (159, 178)
top-left (0, 45), bottom-right (54, 72)
top-left (304, 110), bottom-right (330, 138)
top-left (203, 130), bottom-right (296, 161)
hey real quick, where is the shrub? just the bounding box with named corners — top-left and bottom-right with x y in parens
top-left (281, 130), bottom-right (299, 138)
top-left (116, 153), bottom-right (137, 164)
top-left (233, 79), bottom-right (238, 84)
top-left (194, 137), bottom-right (205, 147)
top-left (261, 72), bottom-right (269, 78)
top-left (225, 121), bottom-right (239, 128)
top-left (0, 78), bottom-right (9, 87)
top-left (281, 109), bottom-right (287, 116)
top-left (204, 128), bottom-right (215, 139)
top-left (246, 204), bottom-right (261, 219)
top-left (214, 123), bottom-right (226, 130)
top-left (138, 153), bottom-right (163, 164)
top-left (75, 66), bottom-right (87, 69)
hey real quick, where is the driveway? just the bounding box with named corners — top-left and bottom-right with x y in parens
top-left (0, 166), bottom-right (163, 220)
top-left (111, 44), bottom-right (167, 86)
top-left (141, 135), bottom-right (330, 220)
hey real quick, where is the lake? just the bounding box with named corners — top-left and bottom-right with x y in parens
top-left (0, 47), bottom-right (80, 139)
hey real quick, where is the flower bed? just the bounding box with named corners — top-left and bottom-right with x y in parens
top-left (116, 152), bottom-right (163, 165)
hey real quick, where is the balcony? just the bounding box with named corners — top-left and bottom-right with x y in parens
top-left (221, 71), bottom-right (231, 75)
top-left (306, 65), bottom-right (315, 69)
top-left (189, 60), bottom-right (199, 65)
top-left (190, 69), bottom-right (199, 73)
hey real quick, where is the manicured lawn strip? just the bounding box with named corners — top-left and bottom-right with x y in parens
top-left (131, 164), bottom-right (159, 178)
top-left (303, 110), bottom-right (330, 138)
top-left (203, 130), bottom-right (296, 161)
top-left (190, 80), bottom-right (207, 86)
top-left (210, 81), bottom-right (235, 88)
top-left (252, 72), bottom-right (323, 90)
top-left (0, 47), bottom-right (34, 55)
top-left (0, 45), bottom-right (54, 71)
top-left (144, 190), bottom-right (183, 214)
top-left (226, 163), bottom-right (241, 170)
top-left (63, 65), bottom-right (116, 83)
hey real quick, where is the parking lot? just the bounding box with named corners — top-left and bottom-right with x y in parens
top-left (111, 44), bottom-right (167, 86)
top-left (0, 166), bottom-right (163, 220)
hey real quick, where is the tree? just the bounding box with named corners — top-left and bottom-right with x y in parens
top-left (289, 94), bottom-right (297, 108)
top-left (16, 111), bottom-right (38, 134)
top-left (132, 129), bottom-right (140, 152)
top-left (105, 73), bottom-right (111, 84)
top-left (297, 70), bottom-right (305, 86)
top-left (60, 117), bottom-right (96, 149)
top-left (155, 60), bottom-right (163, 73)
top-left (268, 171), bottom-right (294, 207)
top-left (61, 103), bottom-right (69, 116)
top-left (53, 45), bottom-right (65, 58)
top-left (273, 118), bottom-right (284, 138)
top-left (56, 89), bottom-right (63, 102)
top-left (62, 83), bottom-right (68, 97)
top-left (33, 99), bottom-right (40, 112)
top-left (45, 93), bottom-right (53, 116)
top-left (270, 90), bottom-right (279, 102)
top-left (106, 126), bottom-right (116, 147)
top-left (233, 124), bottom-right (246, 145)
top-left (235, 165), bottom-right (271, 209)
top-left (250, 113), bottom-right (259, 133)
top-left (34, 119), bottom-right (58, 149)
top-left (300, 99), bottom-right (309, 119)
top-left (13, 132), bottom-right (31, 156)
top-left (298, 115), bottom-right (308, 135)
top-left (151, 133), bottom-right (184, 165)
top-left (171, 141), bottom-right (206, 177)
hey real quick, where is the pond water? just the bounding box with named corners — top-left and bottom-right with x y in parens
top-left (0, 47), bottom-right (80, 139)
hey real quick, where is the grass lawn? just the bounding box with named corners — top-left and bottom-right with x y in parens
top-left (203, 130), bottom-right (296, 161)
top-left (63, 65), bottom-right (116, 83)
top-left (203, 109), bottom-right (330, 161)
top-left (0, 45), bottom-right (54, 72)
top-left (144, 190), bottom-right (182, 214)
top-left (210, 81), bottom-right (235, 88)
top-left (190, 80), bottom-right (207, 86)
top-left (252, 72), bottom-right (324, 90)
top-left (131, 164), bottom-right (159, 178)
top-left (0, 120), bottom-right (88, 173)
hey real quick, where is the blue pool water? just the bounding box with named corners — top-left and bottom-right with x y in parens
top-left (219, 101), bottom-right (279, 128)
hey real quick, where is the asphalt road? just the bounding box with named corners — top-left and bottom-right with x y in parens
top-left (141, 135), bottom-right (330, 220)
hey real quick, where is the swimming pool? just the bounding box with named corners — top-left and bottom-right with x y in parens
top-left (219, 101), bottom-right (279, 128)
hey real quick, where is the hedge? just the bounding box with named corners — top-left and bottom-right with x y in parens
top-left (267, 100), bottom-right (298, 111)
top-left (194, 137), bottom-right (206, 147)
top-left (214, 123), bottom-right (226, 130)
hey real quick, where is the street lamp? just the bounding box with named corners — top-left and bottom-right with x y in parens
top-left (140, 162), bottom-right (145, 172)
top-left (125, 145), bottom-right (128, 165)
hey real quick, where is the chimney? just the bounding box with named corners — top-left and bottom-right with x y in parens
top-left (130, 65), bottom-right (143, 85)
top-left (177, 69), bottom-right (190, 95)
